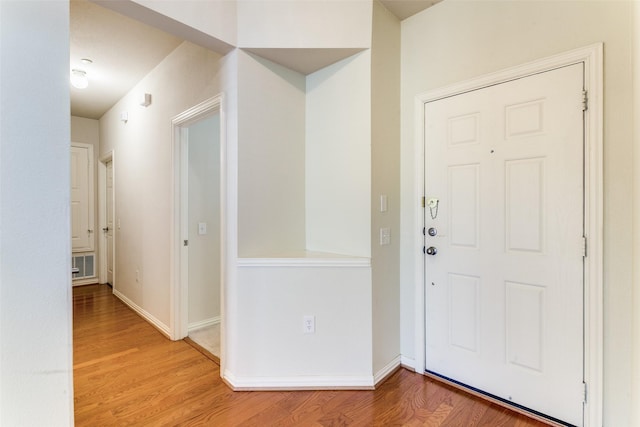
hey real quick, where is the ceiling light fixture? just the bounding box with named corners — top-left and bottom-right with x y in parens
top-left (70, 69), bottom-right (88, 89)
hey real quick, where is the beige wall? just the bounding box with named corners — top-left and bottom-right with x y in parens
top-left (237, 0), bottom-right (371, 48)
top-left (71, 116), bottom-right (99, 146)
top-left (371, 0), bottom-right (401, 374)
top-left (633, 1), bottom-right (640, 425)
top-left (100, 41), bottom-right (224, 327)
top-left (400, 1), bottom-right (635, 424)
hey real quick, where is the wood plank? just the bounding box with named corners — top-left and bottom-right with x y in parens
top-left (73, 284), bottom-right (553, 426)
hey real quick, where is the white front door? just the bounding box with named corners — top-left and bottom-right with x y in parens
top-left (424, 64), bottom-right (584, 426)
top-left (105, 160), bottom-right (114, 286)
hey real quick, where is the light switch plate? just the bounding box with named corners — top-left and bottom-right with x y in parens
top-left (380, 227), bottom-right (390, 245)
top-left (380, 195), bottom-right (388, 212)
top-left (198, 222), bottom-right (207, 235)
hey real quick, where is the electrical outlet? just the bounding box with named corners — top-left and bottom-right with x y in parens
top-left (303, 315), bottom-right (315, 334)
top-left (198, 222), bottom-right (207, 235)
top-left (135, 269), bottom-right (139, 283)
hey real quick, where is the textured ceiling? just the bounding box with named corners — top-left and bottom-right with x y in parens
top-left (70, 0), bottom-right (183, 119)
top-left (70, 0), bottom-right (440, 120)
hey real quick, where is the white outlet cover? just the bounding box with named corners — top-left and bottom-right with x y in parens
top-left (303, 315), bottom-right (315, 334)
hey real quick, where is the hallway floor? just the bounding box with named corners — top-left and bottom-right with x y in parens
top-left (73, 284), bottom-right (550, 426)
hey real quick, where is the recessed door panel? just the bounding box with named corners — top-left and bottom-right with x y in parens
top-left (505, 99), bottom-right (545, 139)
top-left (448, 164), bottom-right (480, 249)
top-left (448, 274), bottom-right (479, 353)
top-left (505, 158), bottom-right (545, 253)
top-left (506, 281), bottom-right (544, 372)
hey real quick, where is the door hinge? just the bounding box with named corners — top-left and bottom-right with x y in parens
top-left (581, 236), bottom-right (587, 257)
top-left (582, 90), bottom-right (588, 111)
top-left (184, 239), bottom-right (189, 247)
top-left (421, 196), bottom-right (426, 208)
top-left (583, 381), bottom-right (588, 403)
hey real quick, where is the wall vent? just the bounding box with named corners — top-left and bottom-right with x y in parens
top-left (72, 254), bottom-right (95, 280)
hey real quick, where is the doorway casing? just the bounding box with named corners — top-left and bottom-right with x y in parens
top-left (171, 95), bottom-right (227, 359)
top-left (98, 150), bottom-right (115, 286)
top-left (412, 44), bottom-right (603, 426)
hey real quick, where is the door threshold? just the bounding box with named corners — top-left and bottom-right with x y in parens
top-left (184, 336), bottom-right (220, 366)
top-left (424, 370), bottom-right (573, 427)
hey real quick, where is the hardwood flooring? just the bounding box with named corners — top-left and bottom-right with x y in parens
top-left (73, 284), bottom-right (550, 426)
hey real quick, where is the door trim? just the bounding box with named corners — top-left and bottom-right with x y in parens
top-left (170, 95), bottom-right (226, 355)
top-left (412, 43), bottom-right (603, 427)
top-left (71, 142), bottom-right (95, 253)
top-left (98, 151), bottom-right (114, 286)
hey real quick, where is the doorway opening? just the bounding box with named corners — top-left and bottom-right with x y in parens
top-left (98, 151), bottom-right (115, 288)
top-left (171, 95), bottom-right (226, 365)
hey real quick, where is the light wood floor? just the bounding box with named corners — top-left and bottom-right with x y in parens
top-left (73, 284), bottom-right (550, 426)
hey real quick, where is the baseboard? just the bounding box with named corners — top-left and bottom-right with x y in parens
top-left (400, 356), bottom-right (416, 371)
top-left (113, 289), bottom-right (172, 340)
top-left (188, 316), bottom-right (221, 332)
top-left (373, 356), bottom-right (401, 386)
top-left (222, 369), bottom-right (375, 391)
top-left (72, 277), bottom-right (99, 287)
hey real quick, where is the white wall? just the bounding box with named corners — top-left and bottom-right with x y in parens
top-left (306, 52), bottom-right (372, 257)
top-left (371, 0), bottom-right (401, 375)
top-left (400, 1), bottom-right (635, 424)
top-left (100, 41), bottom-right (224, 329)
top-left (99, 0), bottom-right (236, 54)
top-left (229, 262), bottom-right (372, 385)
top-left (0, 1), bottom-right (73, 424)
top-left (237, 0), bottom-right (371, 48)
top-left (188, 114), bottom-right (221, 325)
top-left (237, 50), bottom-right (307, 256)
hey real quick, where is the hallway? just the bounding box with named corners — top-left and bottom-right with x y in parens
top-left (73, 284), bottom-right (549, 426)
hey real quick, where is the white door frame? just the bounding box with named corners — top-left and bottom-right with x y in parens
top-left (412, 44), bottom-right (603, 426)
top-left (98, 151), bottom-right (114, 286)
top-left (71, 142), bottom-right (95, 254)
top-left (170, 95), bottom-right (226, 348)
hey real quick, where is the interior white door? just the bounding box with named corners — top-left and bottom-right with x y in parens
top-left (71, 143), bottom-right (94, 252)
top-left (424, 64), bottom-right (584, 426)
top-left (105, 160), bottom-right (114, 286)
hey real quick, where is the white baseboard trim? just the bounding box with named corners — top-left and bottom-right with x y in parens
top-left (223, 369), bottom-right (375, 391)
top-left (72, 277), bottom-right (99, 287)
top-left (188, 316), bottom-right (221, 332)
top-left (400, 356), bottom-right (416, 371)
top-left (373, 356), bottom-right (401, 386)
top-left (113, 289), bottom-right (172, 340)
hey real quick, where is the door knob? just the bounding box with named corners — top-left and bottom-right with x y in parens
top-left (102, 227), bottom-right (109, 232)
top-left (425, 246), bottom-right (438, 256)
top-left (427, 227), bottom-right (437, 236)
